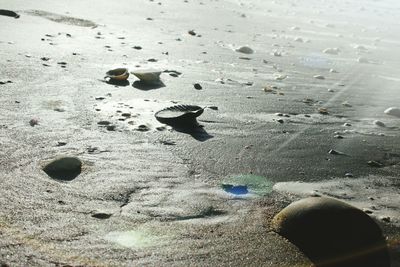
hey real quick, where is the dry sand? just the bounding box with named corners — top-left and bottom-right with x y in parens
top-left (1, 0), bottom-right (400, 266)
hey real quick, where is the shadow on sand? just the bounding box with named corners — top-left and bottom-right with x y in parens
top-left (105, 79), bottom-right (130, 87)
top-left (132, 80), bottom-right (165, 90)
top-left (167, 120), bottom-right (213, 142)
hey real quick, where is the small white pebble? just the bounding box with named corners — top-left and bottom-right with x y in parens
top-left (314, 75), bottom-right (325, 80)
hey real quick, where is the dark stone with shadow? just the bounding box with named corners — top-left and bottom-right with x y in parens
top-left (43, 157), bottom-right (82, 181)
top-left (132, 80), bottom-right (165, 90)
top-left (0, 9), bottom-right (20, 18)
top-left (271, 197), bottom-right (390, 267)
top-left (91, 212), bottom-right (112, 219)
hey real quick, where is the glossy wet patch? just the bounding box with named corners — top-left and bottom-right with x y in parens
top-left (104, 230), bottom-right (166, 248)
top-left (222, 174), bottom-right (273, 196)
top-left (42, 157), bottom-right (82, 181)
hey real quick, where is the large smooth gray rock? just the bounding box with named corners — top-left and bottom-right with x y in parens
top-left (271, 197), bottom-right (390, 267)
top-left (42, 157), bottom-right (82, 181)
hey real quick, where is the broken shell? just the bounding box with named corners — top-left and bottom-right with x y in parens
top-left (384, 107), bottom-right (400, 118)
top-left (131, 69), bottom-right (162, 84)
top-left (105, 68), bottom-right (129, 81)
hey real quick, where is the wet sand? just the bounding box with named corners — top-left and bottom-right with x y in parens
top-left (1, 0), bottom-right (400, 266)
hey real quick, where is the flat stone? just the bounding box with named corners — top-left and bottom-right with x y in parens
top-left (42, 157), bottom-right (82, 181)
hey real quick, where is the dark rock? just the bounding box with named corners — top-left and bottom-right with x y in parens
top-left (194, 83), bottom-right (202, 90)
top-left (271, 197), bottom-right (390, 267)
top-left (91, 212), bottom-right (112, 219)
top-left (43, 157), bottom-right (82, 181)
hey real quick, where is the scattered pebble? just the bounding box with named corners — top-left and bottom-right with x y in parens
top-left (373, 120), bottom-right (385, 127)
top-left (323, 48), bottom-right (340, 55)
top-left (29, 118), bottom-right (39, 127)
top-left (91, 212), bottom-right (112, 219)
top-left (56, 141), bottom-right (67, 146)
top-left (272, 51), bottom-right (282, 57)
top-left (235, 46), bottom-right (254, 54)
top-left (106, 125), bottom-right (116, 131)
top-left (367, 161), bottom-right (383, 168)
top-left (313, 75), bottom-right (325, 80)
top-left (193, 83), bottom-right (202, 90)
top-left (188, 30), bottom-right (197, 36)
top-left (98, 120), bottom-right (111, 126)
top-left (318, 107), bottom-right (329, 115)
top-left (344, 172), bottom-right (354, 177)
top-left (136, 125), bottom-right (150, 132)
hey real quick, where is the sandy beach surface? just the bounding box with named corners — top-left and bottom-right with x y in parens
top-left (1, 0), bottom-right (400, 266)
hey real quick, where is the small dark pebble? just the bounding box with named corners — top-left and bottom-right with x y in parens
top-left (334, 135), bottom-right (344, 139)
top-left (97, 121), bottom-right (111, 126)
top-left (106, 125), bottom-right (116, 131)
top-left (56, 141), bottom-right (67, 146)
top-left (147, 58), bottom-right (157, 62)
top-left (136, 125), bottom-right (150, 131)
top-left (344, 172), bottom-right (353, 177)
top-left (188, 30), bottom-right (196, 36)
top-left (276, 119), bottom-right (284, 123)
top-left (91, 212), bottom-right (112, 219)
top-left (367, 160), bottom-right (383, 168)
top-left (133, 46), bottom-right (142, 50)
top-left (194, 83), bottom-right (202, 90)
top-left (29, 118), bottom-right (39, 127)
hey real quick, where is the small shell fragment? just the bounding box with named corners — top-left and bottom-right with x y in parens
top-left (105, 68), bottom-right (129, 81)
top-left (131, 69), bottom-right (162, 84)
top-left (384, 107), bottom-right (400, 118)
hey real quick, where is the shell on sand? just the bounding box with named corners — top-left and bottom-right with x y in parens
top-left (384, 107), bottom-right (400, 118)
top-left (131, 69), bottom-right (162, 84)
top-left (105, 68), bottom-right (129, 81)
top-left (155, 105), bottom-right (204, 125)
